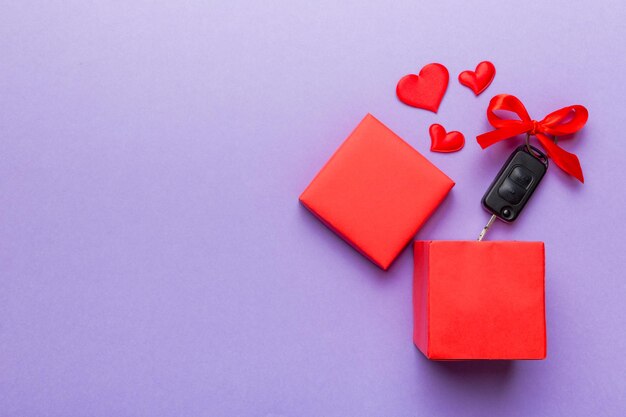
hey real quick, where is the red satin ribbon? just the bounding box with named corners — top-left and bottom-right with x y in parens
top-left (477, 94), bottom-right (589, 183)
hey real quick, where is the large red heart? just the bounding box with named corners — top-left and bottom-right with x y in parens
top-left (396, 63), bottom-right (449, 113)
top-left (458, 61), bottom-right (496, 95)
top-left (429, 123), bottom-right (465, 153)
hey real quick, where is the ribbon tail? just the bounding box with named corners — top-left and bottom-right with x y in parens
top-left (537, 134), bottom-right (584, 183)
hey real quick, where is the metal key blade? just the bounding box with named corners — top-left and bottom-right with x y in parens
top-left (477, 214), bottom-right (497, 241)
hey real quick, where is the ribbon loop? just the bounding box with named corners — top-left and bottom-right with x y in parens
top-left (477, 94), bottom-right (588, 183)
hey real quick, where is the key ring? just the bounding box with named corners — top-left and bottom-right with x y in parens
top-left (525, 133), bottom-right (550, 167)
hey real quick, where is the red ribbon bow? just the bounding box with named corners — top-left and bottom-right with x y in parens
top-left (477, 94), bottom-right (589, 183)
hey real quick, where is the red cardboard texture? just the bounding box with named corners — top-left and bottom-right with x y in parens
top-left (413, 241), bottom-right (547, 360)
top-left (300, 114), bottom-right (454, 270)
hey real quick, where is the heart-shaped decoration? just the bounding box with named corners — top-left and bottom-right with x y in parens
top-left (429, 123), bottom-right (465, 153)
top-left (458, 61), bottom-right (496, 95)
top-left (396, 63), bottom-right (449, 113)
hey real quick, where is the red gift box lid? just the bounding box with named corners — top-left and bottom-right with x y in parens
top-left (300, 114), bottom-right (454, 269)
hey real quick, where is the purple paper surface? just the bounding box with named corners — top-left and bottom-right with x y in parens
top-left (1, 1), bottom-right (625, 416)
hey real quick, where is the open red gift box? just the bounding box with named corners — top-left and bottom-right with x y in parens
top-left (300, 114), bottom-right (454, 269)
top-left (413, 240), bottom-right (547, 360)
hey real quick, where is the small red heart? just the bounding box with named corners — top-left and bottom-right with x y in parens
top-left (396, 63), bottom-right (449, 113)
top-left (429, 123), bottom-right (465, 153)
top-left (458, 61), bottom-right (496, 95)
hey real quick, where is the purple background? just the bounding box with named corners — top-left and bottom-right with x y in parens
top-left (1, 1), bottom-right (625, 416)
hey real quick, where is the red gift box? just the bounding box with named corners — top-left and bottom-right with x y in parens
top-left (413, 240), bottom-right (546, 360)
top-left (300, 114), bottom-right (454, 270)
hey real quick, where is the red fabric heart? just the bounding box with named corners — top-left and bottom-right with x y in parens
top-left (458, 61), bottom-right (496, 95)
top-left (429, 123), bottom-right (465, 153)
top-left (396, 63), bottom-right (449, 113)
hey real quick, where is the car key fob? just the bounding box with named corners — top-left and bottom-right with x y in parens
top-left (482, 145), bottom-right (548, 222)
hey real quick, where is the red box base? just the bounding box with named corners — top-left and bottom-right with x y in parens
top-left (413, 240), bottom-right (547, 360)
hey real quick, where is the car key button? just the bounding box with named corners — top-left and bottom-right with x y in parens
top-left (509, 166), bottom-right (534, 188)
top-left (498, 178), bottom-right (526, 205)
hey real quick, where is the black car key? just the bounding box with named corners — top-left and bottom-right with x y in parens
top-left (477, 144), bottom-right (548, 240)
